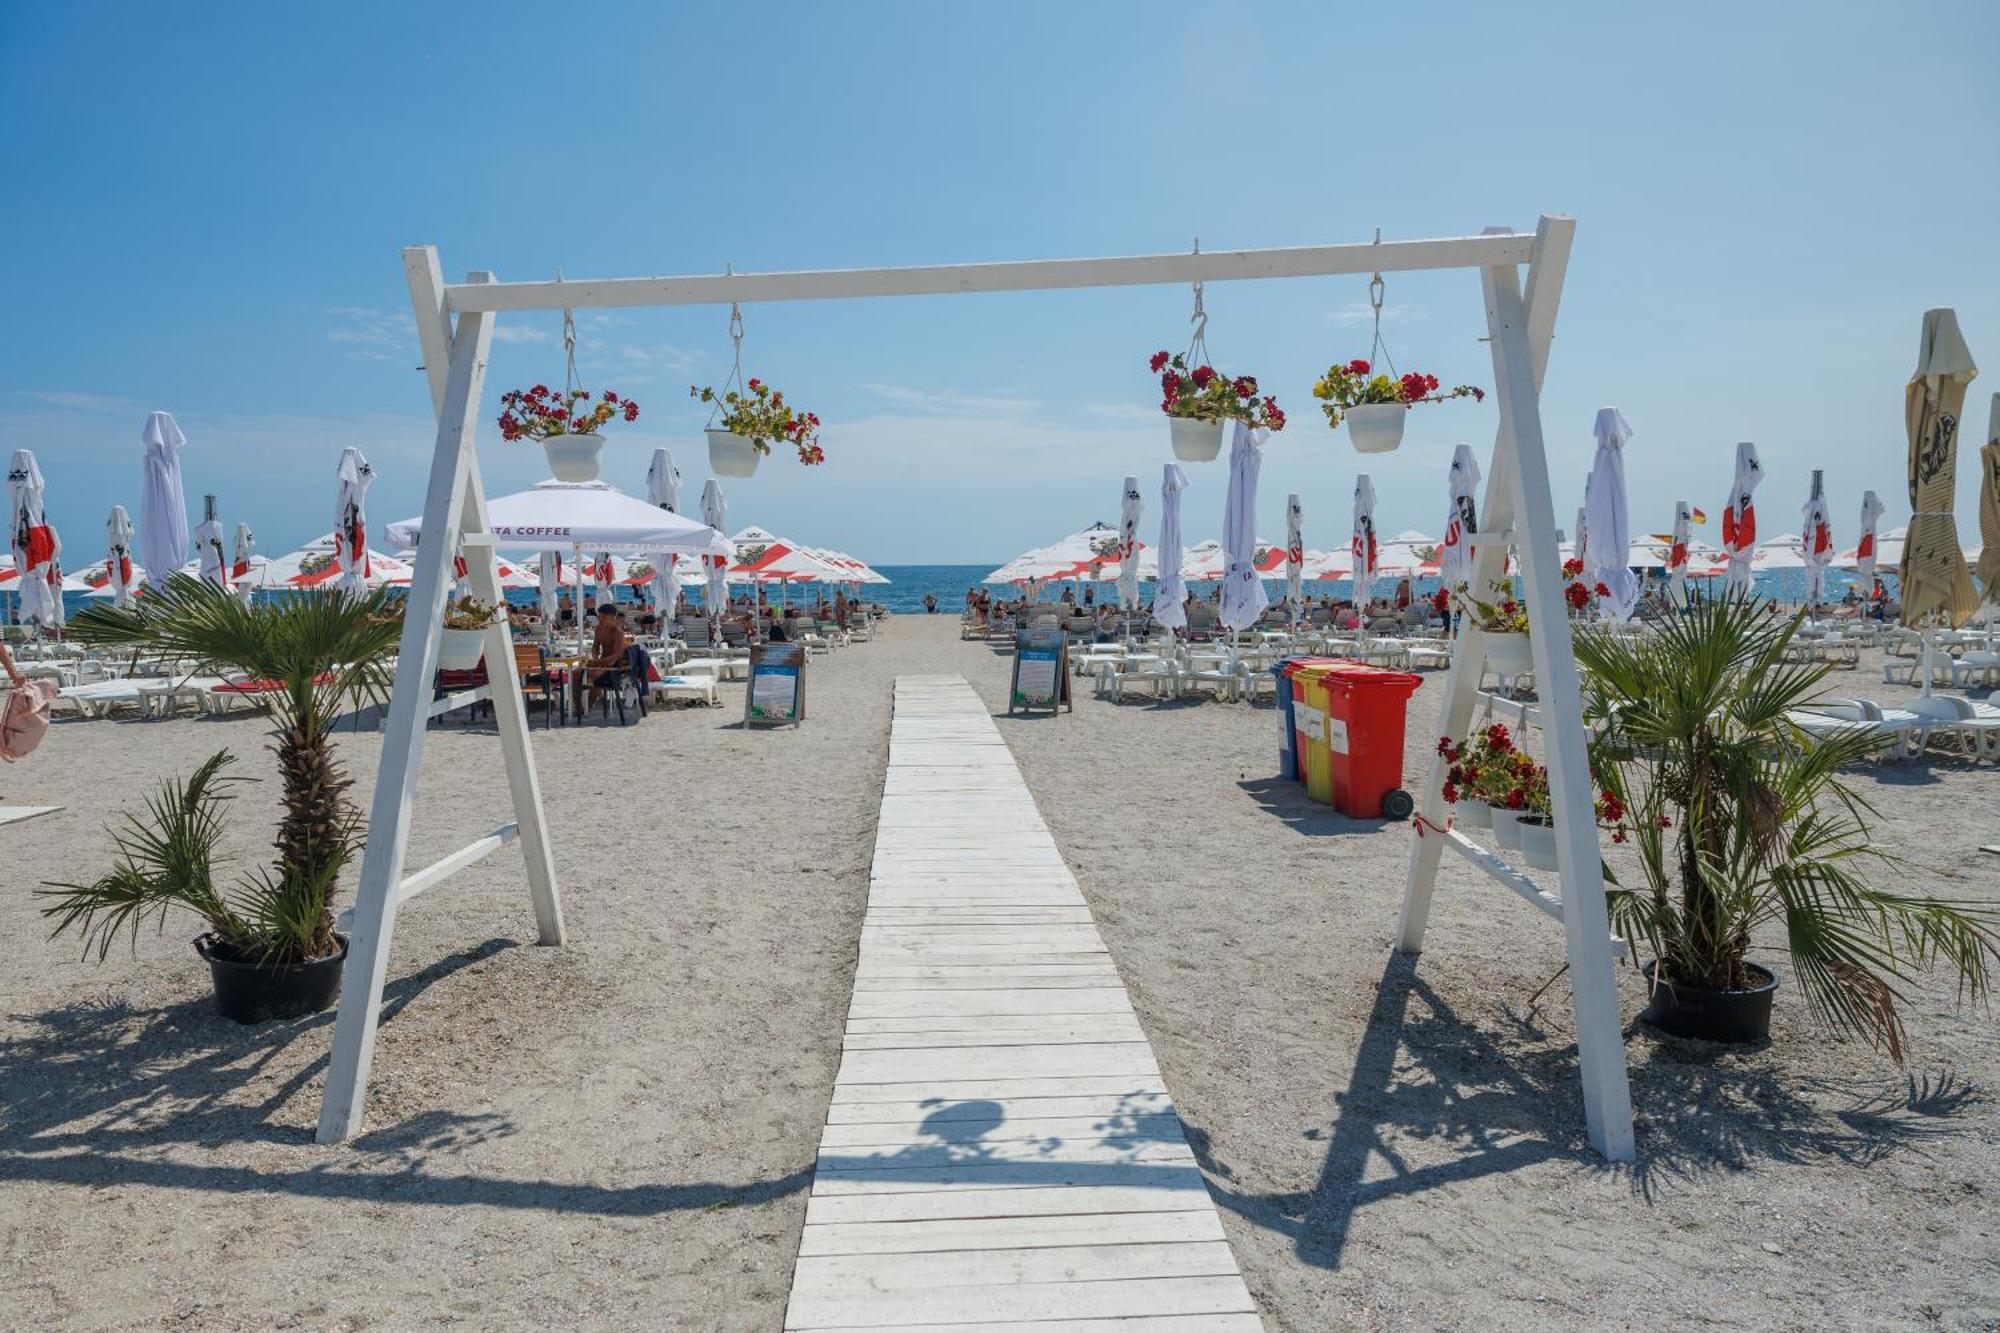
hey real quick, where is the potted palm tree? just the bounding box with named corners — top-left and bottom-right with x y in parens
top-left (1575, 598), bottom-right (2000, 1050)
top-left (47, 576), bottom-right (402, 1022)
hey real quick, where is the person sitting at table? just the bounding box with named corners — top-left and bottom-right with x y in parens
top-left (583, 603), bottom-right (629, 711)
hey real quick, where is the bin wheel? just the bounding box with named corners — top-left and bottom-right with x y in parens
top-left (1380, 789), bottom-right (1415, 821)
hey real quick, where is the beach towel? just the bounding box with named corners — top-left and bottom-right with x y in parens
top-left (2, 679), bottom-right (58, 761)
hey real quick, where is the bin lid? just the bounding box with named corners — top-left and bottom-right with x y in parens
top-left (1278, 656), bottom-right (1345, 677)
top-left (1315, 661), bottom-right (1423, 691)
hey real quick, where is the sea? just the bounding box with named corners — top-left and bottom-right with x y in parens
top-left (43, 563), bottom-right (1881, 623)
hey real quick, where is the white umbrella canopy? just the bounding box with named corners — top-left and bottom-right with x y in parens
top-left (1301, 548), bottom-right (1351, 580)
top-left (1374, 529), bottom-right (1440, 580)
top-left (1801, 470), bottom-right (1835, 603)
top-left (1753, 534), bottom-right (1808, 570)
top-left (700, 481), bottom-right (728, 617)
top-left (1584, 408), bottom-right (1638, 621)
top-left (1900, 308), bottom-right (1980, 628)
top-left (730, 525), bottom-right (850, 585)
top-left (1667, 500), bottom-right (1693, 603)
top-left (1218, 422), bottom-right (1271, 632)
top-left (388, 480), bottom-right (733, 560)
top-left (1854, 489), bottom-right (1887, 585)
top-left (1440, 444), bottom-right (1481, 591)
top-left (1118, 475), bottom-right (1144, 613)
top-left (984, 522), bottom-right (1122, 585)
top-left (1722, 441), bottom-right (1765, 594)
top-left (193, 513), bottom-right (229, 588)
top-left (333, 447), bottom-right (377, 595)
top-left (1150, 463), bottom-right (1191, 630)
top-left (1351, 476), bottom-right (1380, 607)
top-left (106, 504), bottom-right (138, 608)
top-left (138, 411), bottom-right (190, 590)
top-left (646, 447), bottom-right (682, 617)
top-left (262, 534), bottom-right (411, 590)
top-left (8, 449), bottom-right (61, 628)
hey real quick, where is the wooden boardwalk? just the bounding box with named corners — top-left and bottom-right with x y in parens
top-left (783, 675), bottom-right (1261, 1331)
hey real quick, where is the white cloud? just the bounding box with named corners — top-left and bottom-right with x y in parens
top-left (491, 325), bottom-right (554, 345)
top-left (20, 390), bottom-right (132, 412)
top-left (1327, 300), bottom-right (1425, 326)
top-left (1081, 403), bottom-right (1159, 423)
top-left (327, 306), bottom-right (417, 362)
top-left (861, 383), bottom-right (1039, 416)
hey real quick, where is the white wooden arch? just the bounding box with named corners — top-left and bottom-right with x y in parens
top-left (316, 216), bottom-right (1635, 1164)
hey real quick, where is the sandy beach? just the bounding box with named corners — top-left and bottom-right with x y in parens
top-left (3, 614), bottom-right (1998, 1331)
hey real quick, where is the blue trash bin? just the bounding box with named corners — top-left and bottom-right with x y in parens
top-left (1273, 658), bottom-right (1300, 781)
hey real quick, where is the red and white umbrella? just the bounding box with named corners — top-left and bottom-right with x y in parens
top-left (1721, 441), bottom-right (1764, 594)
top-left (333, 447), bottom-right (376, 596)
top-left (1284, 493), bottom-right (1304, 617)
top-left (538, 551), bottom-right (561, 623)
top-left (1440, 444), bottom-right (1481, 590)
top-left (1375, 530), bottom-right (1440, 580)
top-left (106, 504), bottom-right (138, 608)
top-left (8, 450), bottom-right (62, 630)
top-left (1118, 475), bottom-right (1144, 613)
top-left (984, 523), bottom-right (1123, 585)
top-left (193, 507), bottom-right (229, 589)
top-left (701, 481), bottom-right (728, 618)
top-left (1351, 474), bottom-right (1379, 607)
top-left (646, 447), bottom-right (682, 618)
top-left (1151, 463), bottom-right (1191, 630)
top-left (1854, 489), bottom-right (1886, 585)
top-left (264, 535), bottom-right (411, 590)
top-left (1801, 470), bottom-right (1835, 604)
top-left (231, 522), bottom-right (257, 605)
top-left (1667, 500), bottom-right (1693, 602)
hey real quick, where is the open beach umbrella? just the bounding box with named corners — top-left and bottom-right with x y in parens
top-left (701, 480), bottom-right (728, 619)
top-left (646, 447), bottom-right (682, 619)
top-left (1118, 475), bottom-right (1143, 615)
top-left (1667, 500), bottom-right (1692, 604)
top-left (1721, 441), bottom-right (1764, 594)
top-left (1151, 463), bottom-right (1191, 631)
top-left (1856, 489), bottom-right (1886, 586)
top-left (1977, 395), bottom-right (2000, 602)
top-left (1899, 308), bottom-right (1979, 629)
top-left (1801, 470), bottom-right (1834, 605)
top-left (261, 536), bottom-right (409, 590)
top-left (231, 522), bottom-right (256, 605)
top-left (105, 504), bottom-right (137, 608)
top-left (139, 411), bottom-right (189, 591)
top-left (1352, 475), bottom-right (1379, 609)
top-left (1440, 444), bottom-right (1481, 591)
top-left (1584, 408), bottom-right (1637, 621)
top-left (7, 450), bottom-right (61, 630)
top-left (333, 447), bottom-right (376, 595)
top-left (1218, 422), bottom-right (1270, 632)
top-left (1374, 530), bottom-right (1440, 580)
top-left (1284, 493), bottom-right (1304, 623)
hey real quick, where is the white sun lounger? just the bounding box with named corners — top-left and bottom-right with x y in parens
top-left (1904, 695), bottom-right (2000, 761)
top-left (1787, 699), bottom-right (1931, 762)
top-left (648, 674), bottom-right (721, 707)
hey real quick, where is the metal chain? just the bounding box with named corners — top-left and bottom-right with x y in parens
top-left (557, 268), bottom-right (587, 400)
top-left (705, 264), bottom-right (746, 429)
top-left (1183, 237), bottom-right (1211, 368)
top-left (1367, 228), bottom-right (1399, 380)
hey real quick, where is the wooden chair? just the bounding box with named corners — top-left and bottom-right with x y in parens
top-left (513, 643), bottom-right (564, 728)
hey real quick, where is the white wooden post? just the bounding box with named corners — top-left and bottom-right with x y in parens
top-left (317, 260), bottom-right (563, 1144)
top-left (1399, 219), bottom-right (1570, 950)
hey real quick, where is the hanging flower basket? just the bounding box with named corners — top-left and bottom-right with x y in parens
top-left (1516, 815), bottom-right (1559, 870)
top-left (691, 378), bottom-right (824, 472)
top-left (1148, 351), bottom-right (1285, 463)
top-left (1484, 631), bottom-right (1533, 676)
top-left (499, 384), bottom-right (640, 483)
top-left (1313, 359), bottom-right (1483, 455)
top-left (437, 595), bottom-right (501, 670)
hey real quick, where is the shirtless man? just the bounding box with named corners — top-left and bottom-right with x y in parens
top-left (582, 603), bottom-right (629, 712)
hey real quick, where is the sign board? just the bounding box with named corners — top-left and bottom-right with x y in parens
top-left (1328, 716), bottom-right (1350, 754)
top-left (1009, 628), bottom-right (1071, 714)
top-left (745, 641), bottom-right (805, 726)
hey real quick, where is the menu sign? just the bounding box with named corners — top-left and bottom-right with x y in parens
top-left (745, 641), bottom-right (805, 726)
top-left (1009, 628), bottom-right (1071, 714)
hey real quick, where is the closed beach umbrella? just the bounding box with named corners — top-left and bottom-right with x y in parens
top-left (231, 522), bottom-right (257, 604)
top-left (1899, 308), bottom-right (1979, 628)
top-left (1151, 463), bottom-right (1190, 632)
top-left (1856, 489), bottom-right (1886, 586)
top-left (1351, 474), bottom-right (1379, 610)
top-left (593, 550), bottom-right (618, 609)
top-left (1801, 470), bottom-right (1834, 605)
top-left (1440, 444), bottom-right (1481, 591)
top-left (1722, 441), bottom-right (1764, 595)
top-left (1118, 474), bottom-right (1143, 614)
top-left (1573, 502), bottom-right (1589, 570)
top-left (538, 550), bottom-right (561, 624)
top-left (1284, 492), bottom-right (1304, 620)
top-left (193, 501), bottom-right (229, 588)
top-left (333, 447), bottom-right (375, 596)
top-left (1668, 500), bottom-right (1692, 604)
top-left (701, 480), bottom-right (728, 620)
top-left (1977, 395), bottom-right (2000, 601)
top-left (1218, 421), bottom-right (1270, 632)
top-left (139, 411), bottom-right (190, 590)
top-left (106, 505), bottom-right (137, 608)
top-left (647, 447), bottom-right (682, 619)
top-left (7, 450), bottom-right (61, 630)
top-left (1583, 408), bottom-right (1637, 621)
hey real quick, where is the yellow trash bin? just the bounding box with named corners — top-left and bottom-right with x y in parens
top-left (1290, 664), bottom-right (1339, 805)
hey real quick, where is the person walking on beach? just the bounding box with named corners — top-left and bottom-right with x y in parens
top-left (923, 593), bottom-right (939, 614)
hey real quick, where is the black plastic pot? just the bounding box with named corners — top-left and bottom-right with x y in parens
top-left (1640, 959), bottom-right (1778, 1044)
top-left (195, 932), bottom-right (348, 1024)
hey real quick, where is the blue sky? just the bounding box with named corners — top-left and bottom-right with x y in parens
top-left (3, 1), bottom-right (1996, 567)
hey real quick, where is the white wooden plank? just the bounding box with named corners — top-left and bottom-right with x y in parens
top-left (808, 1156), bottom-right (1202, 1197)
top-left (840, 1023), bottom-right (1145, 1051)
top-left (820, 1113), bottom-right (1183, 1149)
top-left (785, 1274), bottom-right (1256, 1330)
top-left (797, 1207), bottom-right (1223, 1257)
top-left (825, 1090), bottom-right (1172, 1127)
top-left (810, 1317), bottom-right (1264, 1333)
top-left (837, 1043), bottom-right (1156, 1086)
top-left (793, 1241), bottom-right (1239, 1291)
top-left (804, 1180), bottom-right (1211, 1227)
top-left (845, 1011), bottom-right (1137, 1034)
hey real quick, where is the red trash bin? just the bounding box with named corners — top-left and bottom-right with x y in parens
top-left (1315, 662), bottom-right (1424, 820)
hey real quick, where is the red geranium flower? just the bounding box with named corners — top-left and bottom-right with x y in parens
top-left (1149, 350), bottom-right (1171, 373)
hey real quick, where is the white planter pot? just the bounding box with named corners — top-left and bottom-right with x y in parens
top-left (1490, 807), bottom-right (1524, 850)
top-left (1168, 416), bottom-right (1224, 462)
top-left (1455, 797), bottom-right (1492, 829)
top-left (1345, 403), bottom-right (1407, 453)
top-left (1483, 630), bottom-right (1534, 676)
top-left (436, 627), bottom-right (490, 671)
top-left (541, 432), bottom-right (606, 483)
top-left (1517, 816), bottom-right (1560, 870)
top-left (707, 428), bottom-right (763, 478)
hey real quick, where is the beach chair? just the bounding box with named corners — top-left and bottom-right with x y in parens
top-left (1786, 699), bottom-right (1929, 762)
top-left (513, 643), bottom-right (564, 728)
top-left (1950, 651), bottom-right (2000, 689)
top-left (1904, 695), bottom-right (2000, 761)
